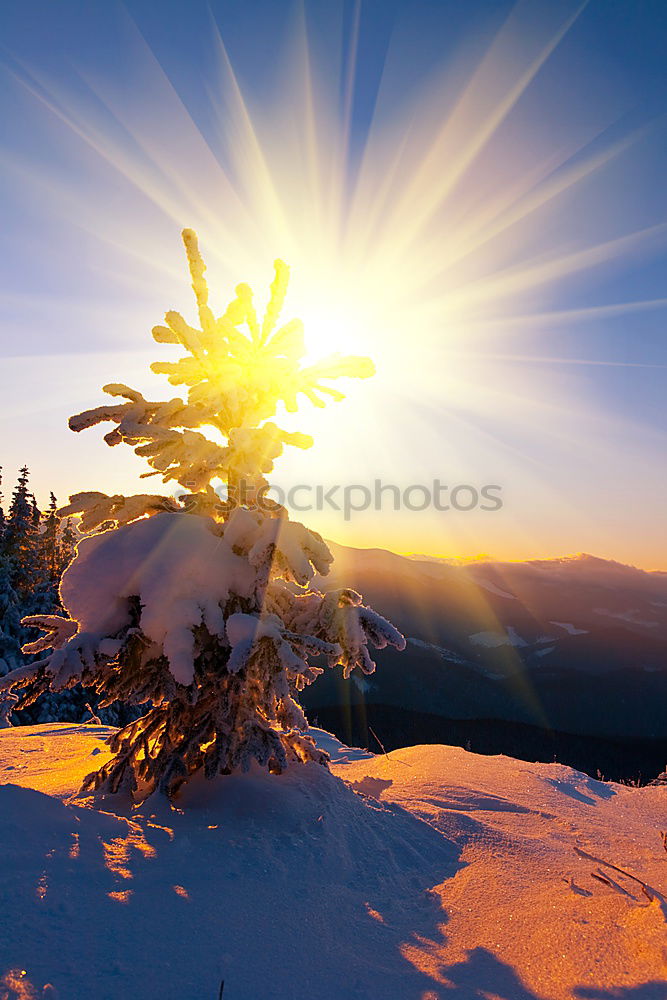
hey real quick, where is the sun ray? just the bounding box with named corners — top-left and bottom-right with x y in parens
top-left (1, 0), bottom-right (666, 568)
top-left (377, 2), bottom-right (587, 255)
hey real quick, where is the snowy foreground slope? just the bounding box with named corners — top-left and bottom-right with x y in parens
top-left (1, 726), bottom-right (666, 1000)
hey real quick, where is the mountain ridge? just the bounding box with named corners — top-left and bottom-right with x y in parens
top-left (303, 541), bottom-right (667, 771)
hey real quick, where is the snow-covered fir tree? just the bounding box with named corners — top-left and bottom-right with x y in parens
top-left (0, 468), bottom-right (119, 727)
top-left (4, 467), bottom-right (42, 603)
top-left (0, 562), bottom-right (26, 681)
top-left (0, 467), bottom-right (45, 678)
top-left (0, 469), bottom-right (23, 679)
top-left (0, 470), bottom-right (58, 717)
top-left (41, 492), bottom-right (60, 583)
top-left (58, 517), bottom-right (77, 576)
top-left (0, 230), bottom-right (405, 799)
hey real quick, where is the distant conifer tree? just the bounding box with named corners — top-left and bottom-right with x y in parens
top-left (0, 468), bottom-right (43, 677)
top-left (58, 518), bottom-right (77, 577)
top-left (0, 469), bottom-right (23, 679)
top-left (41, 493), bottom-right (60, 583)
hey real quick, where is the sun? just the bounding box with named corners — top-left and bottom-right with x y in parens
top-left (288, 284), bottom-right (380, 365)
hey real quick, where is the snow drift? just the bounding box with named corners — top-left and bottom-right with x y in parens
top-left (1, 724), bottom-right (666, 1000)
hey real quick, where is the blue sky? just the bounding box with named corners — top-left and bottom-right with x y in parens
top-left (1, 0), bottom-right (666, 566)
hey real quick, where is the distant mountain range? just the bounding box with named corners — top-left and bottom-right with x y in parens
top-left (302, 546), bottom-right (667, 780)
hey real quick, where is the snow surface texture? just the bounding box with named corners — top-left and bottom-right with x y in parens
top-left (1, 724), bottom-right (666, 1000)
top-left (550, 621), bottom-right (590, 636)
top-left (469, 627), bottom-right (527, 648)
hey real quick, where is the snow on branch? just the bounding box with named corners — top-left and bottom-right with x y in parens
top-left (59, 492), bottom-right (180, 533)
top-left (3, 228), bottom-right (404, 800)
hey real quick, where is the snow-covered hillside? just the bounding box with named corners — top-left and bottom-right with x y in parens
top-left (309, 546), bottom-right (667, 749)
top-left (1, 725), bottom-right (666, 1000)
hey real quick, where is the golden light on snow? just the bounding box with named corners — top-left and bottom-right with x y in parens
top-left (0, 969), bottom-right (39, 1000)
top-left (3, 723), bottom-right (667, 996)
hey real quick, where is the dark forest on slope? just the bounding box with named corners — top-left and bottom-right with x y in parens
top-left (0, 467), bottom-right (137, 727)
